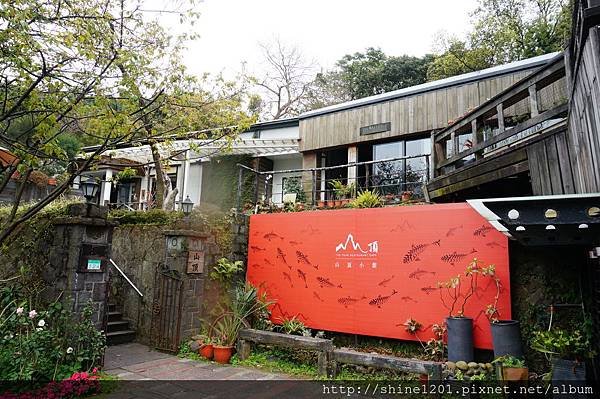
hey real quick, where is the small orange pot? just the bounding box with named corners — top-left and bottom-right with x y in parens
top-left (334, 200), bottom-right (342, 208)
top-left (199, 344), bottom-right (214, 360)
top-left (213, 345), bottom-right (234, 364)
top-left (502, 367), bottom-right (528, 381)
top-left (317, 200), bottom-right (326, 209)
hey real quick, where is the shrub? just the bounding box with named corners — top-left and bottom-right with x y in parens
top-left (209, 258), bottom-right (244, 283)
top-left (0, 292), bottom-right (106, 382)
top-left (349, 190), bottom-right (383, 208)
top-left (108, 208), bottom-right (183, 225)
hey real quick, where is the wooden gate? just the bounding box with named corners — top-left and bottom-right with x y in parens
top-left (150, 265), bottom-right (184, 352)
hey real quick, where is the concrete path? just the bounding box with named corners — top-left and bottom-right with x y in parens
top-left (104, 343), bottom-right (293, 381)
top-left (102, 343), bottom-right (318, 398)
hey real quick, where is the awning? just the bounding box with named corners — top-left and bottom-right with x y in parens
top-left (94, 138), bottom-right (300, 164)
top-left (467, 194), bottom-right (600, 246)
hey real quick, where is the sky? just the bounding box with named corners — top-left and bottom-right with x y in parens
top-left (147, 0), bottom-right (480, 78)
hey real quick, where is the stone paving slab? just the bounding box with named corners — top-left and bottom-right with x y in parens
top-left (102, 343), bottom-right (310, 398)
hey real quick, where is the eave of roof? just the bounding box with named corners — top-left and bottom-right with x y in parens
top-left (299, 52), bottom-right (561, 119)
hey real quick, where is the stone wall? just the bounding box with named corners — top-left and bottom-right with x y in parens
top-left (110, 224), bottom-right (224, 345)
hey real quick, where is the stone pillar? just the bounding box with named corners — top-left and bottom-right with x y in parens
top-left (47, 203), bottom-right (115, 329)
top-left (163, 229), bottom-right (219, 341)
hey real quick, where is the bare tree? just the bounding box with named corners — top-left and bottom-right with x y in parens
top-left (252, 38), bottom-right (316, 120)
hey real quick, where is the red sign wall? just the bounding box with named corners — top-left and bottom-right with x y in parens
top-left (246, 203), bottom-right (510, 349)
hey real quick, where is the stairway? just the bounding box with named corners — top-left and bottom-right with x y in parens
top-left (106, 304), bottom-right (136, 345)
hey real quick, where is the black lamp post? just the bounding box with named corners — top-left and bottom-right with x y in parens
top-left (181, 195), bottom-right (194, 218)
top-left (81, 178), bottom-right (99, 203)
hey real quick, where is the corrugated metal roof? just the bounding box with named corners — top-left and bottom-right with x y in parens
top-left (97, 138), bottom-right (300, 164)
top-left (300, 52), bottom-right (561, 119)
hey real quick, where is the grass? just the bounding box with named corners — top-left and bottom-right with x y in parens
top-left (230, 346), bottom-right (419, 381)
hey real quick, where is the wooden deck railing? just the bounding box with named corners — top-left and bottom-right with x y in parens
top-left (431, 54), bottom-right (568, 179)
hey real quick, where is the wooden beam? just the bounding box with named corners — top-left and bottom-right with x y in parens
top-left (428, 160), bottom-right (530, 199)
top-left (436, 104), bottom-right (567, 169)
top-left (528, 84), bottom-right (539, 117)
top-left (435, 56), bottom-right (565, 143)
top-left (496, 103), bottom-right (505, 133)
top-left (333, 348), bottom-right (442, 377)
top-left (238, 329), bottom-right (333, 351)
top-left (427, 148), bottom-right (528, 191)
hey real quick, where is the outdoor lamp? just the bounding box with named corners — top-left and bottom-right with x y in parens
top-left (181, 195), bottom-right (194, 216)
top-left (81, 178), bottom-right (99, 203)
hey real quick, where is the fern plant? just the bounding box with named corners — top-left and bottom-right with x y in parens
top-left (349, 190), bottom-right (383, 208)
top-left (209, 258), bottom-right (244, 283)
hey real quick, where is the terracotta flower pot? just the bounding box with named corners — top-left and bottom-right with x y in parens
top-left (213, 345), bottom-right (234, 364)
top-left (502, 366), bottom-right (528, 381)
top-left (401, 193), bottom-right (412, 202)
top-left (199, 344), bottom-right (214, 360)
top-left (341, 199), bottom-right (350, 207)
top-left (334, 200), bottom-right (342, 208)
top-left (317, 200), bottom-right (326, 209)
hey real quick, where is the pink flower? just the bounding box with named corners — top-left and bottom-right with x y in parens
top-left (28, 310), bottom-right (37, 319)
top-left (16, 307), bottom-right (24, 315)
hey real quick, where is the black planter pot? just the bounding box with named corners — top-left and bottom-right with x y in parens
top-left (446, 316), bottom-right (474, 362)
top-left (490, 320), bottom-right (523, 358)
top-left (552, 358), bottom-right (586, 398)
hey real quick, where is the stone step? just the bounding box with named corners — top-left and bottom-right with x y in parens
top-left (108, 303), bottom-right (117, 313)
top-left (106, 330), bottom-right (136, 345)
top-left (107, 310), bottom-right (123, 323)
top-left (107, 320), bottom-right (130, 333)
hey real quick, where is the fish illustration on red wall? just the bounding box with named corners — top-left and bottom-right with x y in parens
top-left (316, 276), bottom-right (342, 288)
top-left (297, 269), bottom-right (308, 288)
top-left (409, 268), bottom-right (436, 280)
top-left (440, 249), bottom-right (477, 266)
top-left (403, 240), bottom-right (441, 263)
top-left (474, 225), bottom-right (494, 237)
top-left (282, 271), bottom-right (293, 287)
top-left (277, 248), bottom-right (291, 269)
top-left (338, 295), bottom-right (366, 308)
top-left (369, 290), bottom-right (398, 308)
top-left (264, 231), bottom-right (284, 241)
top-left (378, 275), bottom-right (395, 287)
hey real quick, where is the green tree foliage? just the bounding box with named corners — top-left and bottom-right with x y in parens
top-left (306, 48), bottom-right (435, 107)
top-left (0, 0), bottom-right (253, 244)
top-left (427, 0), bottom-right (572, 81)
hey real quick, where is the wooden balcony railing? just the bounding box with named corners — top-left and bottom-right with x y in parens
top-left (430, 54), bottom-right (568, 179)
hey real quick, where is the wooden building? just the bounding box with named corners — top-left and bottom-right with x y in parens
top-left (297, 53), bottom-right (568, 201)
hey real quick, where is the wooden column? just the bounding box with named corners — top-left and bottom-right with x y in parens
top-left (528, 84), bottom-right (539, 117)
top-left (347, 145), bottom-right (357, 187)
top-left (496, 103), bottom-right (505, 133)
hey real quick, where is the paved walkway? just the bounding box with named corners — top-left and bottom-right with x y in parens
top-left (104, 343), bottom-right (293, 381)
top-left (103, 344), bottom-right (307, 398)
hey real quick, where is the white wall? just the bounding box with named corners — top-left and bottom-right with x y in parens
top-left (186, 162), bottom-right (203, 206)
top-left (239, 125), bottom-right (299, 140)
top-left (270, 155), bottom-right (303, 204)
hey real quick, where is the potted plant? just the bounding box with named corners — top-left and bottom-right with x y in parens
top-left (437, 259), bottom-right (483, 362)
top-left (212, 313), bottom-right (242, 364)
top-left (329, 180), bottom-right (344, 207)
top-left (349, 190), bottom-right (383, 208)
top-left (531, 328), bottom-right (591, 383)
top-left (401, 191), bottom-right (413, 202)
top-left (493, 355), bottom-right (528, 381)
top-left (341, 182), bottom-right (356, 206)
top-left (482, 264), bottom-right (524, 359)
top-left (317, 199), bottom-right (327, 209)
top-left (212, 283), bottom-right (274, 364)
top-left (199, 336), bottom-right (214, 360)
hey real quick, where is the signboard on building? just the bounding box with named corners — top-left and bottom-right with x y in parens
top-left (246, 204), bottom-right (510, 349)
top-left (187, 250), bottom-right (205, 274)
top-left (359, 122), bottom-right (391, 135)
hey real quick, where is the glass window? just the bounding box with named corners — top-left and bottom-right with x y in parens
top-left (370, 138), bottom-right (431, 196)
